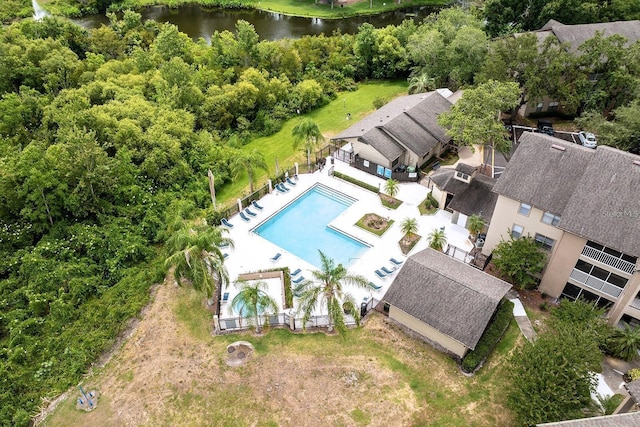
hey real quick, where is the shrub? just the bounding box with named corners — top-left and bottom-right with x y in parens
top-left (333, 171), bottom-right (379, 193)
top-left (626, 368), bottom-right (640, 382)
top-left (462, 299), bottom-right (514, 373)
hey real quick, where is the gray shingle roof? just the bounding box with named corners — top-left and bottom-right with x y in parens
top-left (560, 146), bottom-right (640, 258)
top-left (625, 379), bottom-right (640, 404)
top-left (492, 133), bottom-right (593, 216)
top-left (495, 133), bottom-right (640, 257)
top-left (535, 20), bottom-right (640, 53)
top-left (537, 412), bottom-right (640, 426)
top-left (429, 168), bottom-right (468, 195)
top-left (382, 249), bottom-right (511, 350)
top-left (332, 91), bottom-right (453, 161)
top-left (455, 163), bottom-right (477, 175)
top-left (448, 173), bottom-right (498, 223)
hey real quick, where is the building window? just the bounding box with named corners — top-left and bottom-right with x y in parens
top-left (511, 224), bottom-right (524, 239)
top-left (534, 233), bottom-right (555, 251)
top-left (548, 101), bottom-right (559, 112)
top-left (541, 212), bottom-right (561, 226)
top-left (455, 171), bottom-right (469, 180)
top-left (518, 202), bottom-right (531, 216)
top-left (560, 283), bottom-right (613, 309)
top-left (383, 302), bottom-right (390, 314)
top-left (536, 102), bottom-right (544, 112)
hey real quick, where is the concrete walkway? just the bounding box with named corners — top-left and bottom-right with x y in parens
top-left (510, 298), bottom-right (537, 342)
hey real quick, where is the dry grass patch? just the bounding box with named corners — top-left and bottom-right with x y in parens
top-left (42, 283), bottom-right (516, 427)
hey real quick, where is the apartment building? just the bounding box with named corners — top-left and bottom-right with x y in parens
top-left (482, 132), bottom-right (640, 326)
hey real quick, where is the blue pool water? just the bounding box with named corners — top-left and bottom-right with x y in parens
top-left (254, 185), bottom-right (369, 268)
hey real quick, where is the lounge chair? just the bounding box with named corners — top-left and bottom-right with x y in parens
top-left (275, 184), bottom-right (287, 193)
top-left (252, 200), bottom-right (264, 210)
top-left (286, 177), bottom-right (297, 186)
top-left (390, 257), bottom-right (404, 266)
top-left (245, 208), bottom-right (257, 217)
top-left (239, 211), bottom-right (250, 222)
top-left (381, 266), bottom-right (396, 275)
top-left (290, 268), bottom-right (302, 277)
top-left (375, 269), bottom-right (387, 279)
top-left (368, 282), bottom-right (382, 290)
top-left (281, 183), bottom-right (290, 191)
top-left (223, 253), bottom-right (229, 259)
top-left (291, 275), bottom-right (305, 284)
top-left (270, 252), bottom-right (282, 262)
top-left (222, 292), bottom-right (229, 303)
top-left (221, 218), bottom-right (234, 228)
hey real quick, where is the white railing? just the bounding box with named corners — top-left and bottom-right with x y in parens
top-left (581, 245), bottom-right (636, 274)
top-left (569, 269), bottom-right (623, 298)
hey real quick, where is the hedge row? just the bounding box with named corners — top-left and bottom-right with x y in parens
top-left (333, 171), bottom-right (379, 193)
top-left (461, 299), bottom-right (514, 373)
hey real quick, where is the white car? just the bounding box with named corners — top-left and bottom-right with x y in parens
top-left (578, 131), bottom-right (597, 148)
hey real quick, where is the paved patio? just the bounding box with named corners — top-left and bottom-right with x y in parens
top-left (219, 158), bottom-right (475, 320)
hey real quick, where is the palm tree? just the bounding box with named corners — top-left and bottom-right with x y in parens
top-left (232, 148), bottom-right (268, 194)
top-left (384, 178), bottom-right (399, 199)
top-left (408, 72), bottom-right (436, 95)
top-left (294, 251), bottom-right (369, 333)
top-left (400, 217), bottom-right (418, 235)
top-left (165, 220), bottom-right (232, 307)
top-left (230, 280), bottom-right (279, 334)
top-left (608, 322), bottom-right (640, 362)
top-left (427, 227), bottom-right (447, 252)
top-left (291, 118), bottom-right (324, 169)
top-left (466, 214), bottom-right (486, 240)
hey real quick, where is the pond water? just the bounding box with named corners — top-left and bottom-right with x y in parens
top-left (72, 5), bottom-right (440, 42)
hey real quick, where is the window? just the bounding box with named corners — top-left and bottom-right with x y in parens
top-left (548, 101), bottom-right (559, 112)
top-left (534, 233), bottom-right (555, 251)
top-left (518, 202), bottom-right (531, 216)
top-left (511, 224), bottom-right (524, 239)
top-left (541, 212), bottom-right (561, 226)
top-left (455, 171), bottom-right (469, 180)
top-left (383, 302), bottom-right (390, 314)
top-left (536, 102), bottom-right (544, 112)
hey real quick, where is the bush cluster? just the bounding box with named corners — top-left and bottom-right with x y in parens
top-left (424, 193), bottom-right (438, 210)
top-left (461, 299), bottom-right (514, 373)
top-left (333, 171), bottom-right (379, 193)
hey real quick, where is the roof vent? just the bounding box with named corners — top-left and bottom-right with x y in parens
top-left (634, 160), bottom-right (640, 166)
top-left (551, 144), bottom-right (566, 151)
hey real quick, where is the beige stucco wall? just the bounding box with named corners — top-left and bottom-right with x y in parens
top-left (538, 232), bottom-right (585, 297)
top-left (389, 306), bottom-right (468, 358)
top-left (352, 140), bottom-right (393, 168)
top-left (610, 273), bottom-right (640, 325)
top-left (430, 185), bottom-right (446, 209)
top-left (482, 196), bottom-right (565, 260)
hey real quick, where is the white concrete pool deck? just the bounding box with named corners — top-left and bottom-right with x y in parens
top-left (220, 159), bottom-right (474, 318)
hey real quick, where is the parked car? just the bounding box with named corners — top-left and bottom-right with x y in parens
top-left (578, 131), bottom-right (597, 148)
top-left (537, 120), bottom-right (555, 136)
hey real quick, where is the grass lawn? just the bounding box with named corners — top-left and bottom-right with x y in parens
top-left (42, 284), bottom-right (518, 426)
top-left (216, 79), bottom-right (408, 203)
top-left (253, 0), bottom-right (448, 19)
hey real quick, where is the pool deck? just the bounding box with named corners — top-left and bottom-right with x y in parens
top-left (220, 159), bottom-right (474, 318)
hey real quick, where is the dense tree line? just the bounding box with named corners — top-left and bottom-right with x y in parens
top-left (2, 5), bottom-right (640, 425)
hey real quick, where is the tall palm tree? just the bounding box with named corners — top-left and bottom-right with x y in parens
top-left (230, 280), bottom-right (279, 334)
top-left (427, 227), bottom-right (447, 252)
top-left (400, 217), bottom-right (418, 235)
top-left (165, 220), bottom-right (232, 307)
top-left (384, 178), bottom-right (399, 199)
top-left (466, 214), bottom-right (486, 239)
top-left (291, 118), bottom-right (324, 169)
top-left (408, 72), bottom-right (436, 94)
top-left (294, 251), bottom-right (369, 333)
top-left (232, 148), bottom-right (268, 194)
top-left (608, 322), bottom-right (640, 362)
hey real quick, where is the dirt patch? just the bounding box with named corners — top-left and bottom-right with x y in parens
top-left (42, 282), bottom-right (514, 427)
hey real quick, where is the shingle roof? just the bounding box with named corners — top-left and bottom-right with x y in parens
top-left (382, 249), bottom-right (511, 350)
top-left (429, 168), bottom-right (468, 195)
top-left (492, 133), bottom-right (593, 215)
top-left (536, 412), bottom-right (640, 427)
top-left (448, 173), bottom-right (498, 223)
top-left (455, 163), bottom-right (477, 175)
top-left (535, 20), bottom-right (640, 52)
top-left (332, 91), bottom-right (453, 161)
top-left (494, 133), bottom-right (640, 258)
top-left (625, 379), bottom-right (640, 404)
top-left (560, 146), bottom-right (640, 258)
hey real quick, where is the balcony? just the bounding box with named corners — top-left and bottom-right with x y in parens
top-left (630, 298), bottom-right (640, 311)
top-left (569, 269), bottom-right (623, 298)
top-left (581, 245), bottom-right (636, 275)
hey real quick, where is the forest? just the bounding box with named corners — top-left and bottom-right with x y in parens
top-left (1, 5), bottom-right (640, 426)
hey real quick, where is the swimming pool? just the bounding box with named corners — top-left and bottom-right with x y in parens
top-left (254, 184), bottom-right (369, 268)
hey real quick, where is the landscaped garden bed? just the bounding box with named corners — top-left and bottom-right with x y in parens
top-left (380, 193), bottom-right (402, 209)
top-left (399, 231), bottom-right (421, 255)
top-left (355, 213), bottom-right (394, 236)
